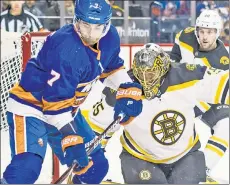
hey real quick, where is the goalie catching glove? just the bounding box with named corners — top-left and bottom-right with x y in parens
top-left (114, 82), bottom-right (143, 125)
top-left (60, 121), bottom-right (93, 175)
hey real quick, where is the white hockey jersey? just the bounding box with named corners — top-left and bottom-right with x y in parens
top-left (170, 26), bottom-right (229, 113)
top-left (84, 63), bottom-right (229, 164)
top-left (170, 27), bottom-right (229, 171)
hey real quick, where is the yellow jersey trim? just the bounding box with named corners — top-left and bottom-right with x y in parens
top-left (100, 66), bottom-right (125, 79)
top-left (120, 131), bottom-right (199, 164)
top-left (198, 101), bottom-right (211, 112)
top-left (81, 110), bottom-right (104, 134)
top-left (214, 72), bottom-right (229, 104)
top-left (166, 80), bottom-right (198, 92)
top-left (210, 136), bottom-right (229, 148)
top-left (10, 84), bottom-right (42, 108)
top-left (206, 144), bottom-right (224, 157)
top-left (179, 41), bottom-right (194, 53)
top-left (201, 57), bottom-right (211, 67)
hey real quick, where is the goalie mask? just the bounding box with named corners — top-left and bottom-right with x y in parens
top-left (132, 43), bottom-right (171, 100)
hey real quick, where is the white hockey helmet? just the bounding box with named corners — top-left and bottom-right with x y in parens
top-left (195, 9), bottom-right (223, 43)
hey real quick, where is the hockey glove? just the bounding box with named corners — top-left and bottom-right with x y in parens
top-left (60, 122), bottom-right (93, 175)
top-left (114, 82), bottom-right (143, 125)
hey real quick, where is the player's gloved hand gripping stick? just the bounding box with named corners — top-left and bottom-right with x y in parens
top-left (114, 82), bottom-right (143, 125)
top-left (52, 113), bottom-right (125, 184)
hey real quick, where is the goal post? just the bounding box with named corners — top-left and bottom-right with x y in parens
top-left (0, 30), bottom-right (60, 183)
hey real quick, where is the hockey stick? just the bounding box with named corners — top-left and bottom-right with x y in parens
top-left (52, 113), bottom-right (125, 184)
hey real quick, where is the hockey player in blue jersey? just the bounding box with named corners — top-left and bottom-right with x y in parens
top-left (1, 0), bottom-right (143, 184)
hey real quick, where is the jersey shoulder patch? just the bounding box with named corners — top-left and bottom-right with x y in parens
top-left (167, 63), bottom-right (207, 86)
top-left (101, 24), bottom-right (120, 49)
top-left (178, 27), bottom-right (197, 49)
top-left (220, 56), bottom-right (229, 65)
top-left (183, 27), bottom-right (195, 34)
top-left (185, 64), bottom-right (197, 71)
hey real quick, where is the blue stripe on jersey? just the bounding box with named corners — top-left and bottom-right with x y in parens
top-left (221, 80), bottom-right (229, 104)
top-left (123, 131), bottom-right (141, 154)
top-left (208, 140), bottom-right (227, 152)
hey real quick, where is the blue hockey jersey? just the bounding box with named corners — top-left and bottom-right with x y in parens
top-left (8, 24), bottom-right (126, 129)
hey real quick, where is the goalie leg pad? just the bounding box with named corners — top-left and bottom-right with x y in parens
top-left (3, 152), bottom-right (43, 184)
top-left (73, 149), bottom-right (109, 184)
top-left (167, 150), bottom-right (206, 183)
top-left (120, 149), bottom-right (168, 183)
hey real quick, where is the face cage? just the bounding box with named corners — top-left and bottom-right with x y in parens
top-left (133, 53), bottom-right (170, 100)
top-left (138, 69), bottom-right (161, 100)
top-left (133, 66), bottom-right (166, 100)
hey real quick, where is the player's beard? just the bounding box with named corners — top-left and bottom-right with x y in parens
top-left (199, 40), bottom-right (217, 51)
top-left (80, 33), bottom-right (102, 46)
top-left (75, 21), bottom-right (105, 46)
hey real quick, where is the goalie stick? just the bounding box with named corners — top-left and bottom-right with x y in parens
top-left (52, 113), bottom-right (125, 184)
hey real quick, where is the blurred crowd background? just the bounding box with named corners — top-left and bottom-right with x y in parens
top-left (1, 0), bottom-right (229, 44)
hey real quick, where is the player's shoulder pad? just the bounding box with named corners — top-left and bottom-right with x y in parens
top-left (100, 24), bottom-right (120, 48)
top-left (217, 39), bottom-right (229, 58)
top-left (177, 26), bottom-right (197, 46)
top-left (203, 40), bottom-right (229, 70)
top-left (180, 26), bottom-right (196, 37)
top-left (166, 63), bottom-right (207, 86)
top-left (46, 25), bottom-right (89, 70)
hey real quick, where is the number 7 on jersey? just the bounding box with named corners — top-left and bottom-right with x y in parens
top-left (47, 69), bottom-right (60, 86)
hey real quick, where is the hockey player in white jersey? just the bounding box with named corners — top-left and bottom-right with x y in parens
top-left (85, 43), bottom-right (229, 184)
top-left (170, 9), bottom-right (229, 178)
top-left (1, 0), bottom-right (143, 184)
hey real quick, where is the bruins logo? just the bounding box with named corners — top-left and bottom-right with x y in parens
top-left (184, 27), bottom-right (195, 33)
top-left (151, 110), bottom-right (186, 145)
top-left (220, 56), bottom-right (229, 65)
top-left (139, 170), bottom-right (151, 180)
top-left (186, 64), bottom-right (197, 71)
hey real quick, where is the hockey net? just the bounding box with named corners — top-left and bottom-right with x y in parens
top-left (1, 31), bottom-right (50, 131)
top-left (1, 31), bottom-right (60, 183)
